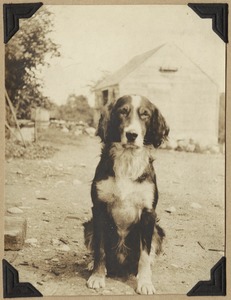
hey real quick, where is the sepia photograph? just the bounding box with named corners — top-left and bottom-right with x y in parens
top-left (3, 4), bottom-right (226, 297)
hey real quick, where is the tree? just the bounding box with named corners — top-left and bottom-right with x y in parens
top-left (59, 94), bottom-right (94, 126)
top-left (5, 7), bottom-right (60, 121)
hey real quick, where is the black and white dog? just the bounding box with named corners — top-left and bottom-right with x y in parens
top-left (84, 94), bottom-right (169, 294)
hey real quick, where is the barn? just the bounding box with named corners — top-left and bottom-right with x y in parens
top-left (94, 43), bottom-right (220, 145)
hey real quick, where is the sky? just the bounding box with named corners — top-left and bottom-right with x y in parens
top-left (35, 5), bottom-right (225, 106)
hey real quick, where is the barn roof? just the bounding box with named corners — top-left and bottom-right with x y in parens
top-left (94, 44), bottom-right (165, 90)
top-left (94, 43), bottom-right (217, 90)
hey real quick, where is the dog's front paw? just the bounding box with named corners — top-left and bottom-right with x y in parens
top-left (136, 279), bottom-right (156, 295)
top-left (87, 273), bottom-right (105, 289)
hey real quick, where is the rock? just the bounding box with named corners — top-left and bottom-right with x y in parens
top-left (166, 139), bottom-right (178, 150)
top-left (58, 263), bottom-right (67, 269)
top-left (102, 290), bottom-right (111, 295)
top-left (15, 169), bottom-right (23, 175)
top-left (85, 127), bottom-right (96, 137)
top-left (51, 269), bottom-right (60, 276)
top-left (43, 219), bottom-right (50, 223)
top-left (54, 180), bottom-right (65, 187)
top-left (209, 145), bottom-right (220, 154)
top-left (65, 215), bottom-right (81, 220)
top-left (6, 201), bottom-right (23, 209)
top-left (25, 238), bottom-right (38, 246)
top-left (4, 216), bottom-right (27, 251)
top-left (18, 206), bottom-right (31, 210)
top-left (87, 261), bottom-right (94, 271)
top-left (190, 202), bottom-right (202, 209)
top-left (171, 263), bottom-right (179, 268)
top-left (195, 141), bottom-right (208, 153)
top-left (58, 245), bottom-right (70, 252)
top-left (73, 179), bottom-right (82, 185)
top-left (51, 258), bottom-right (60, 262)
top-left (61, 127), bottom-right (69, 133)
top-left (74, 129), bottom-right (82, 136)
top-left (51, 238), bottom-right (61, 246)
top-left (41, 275), bottom-right (50, 282)
top-left (57, 225), bottom-right (64, 229)
top-left (7, 207), bottom-right (24, 214)
top-left (177, 140), bottom-right (188, 151)
top-left (185, 144), bottom-right (196, 153)
top-left (165, 206), bottom-right (176, 213)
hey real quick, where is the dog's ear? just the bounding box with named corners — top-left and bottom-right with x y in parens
top-left (96, 103), bottom-right (113, 143)
top-left (150, 107), bottom-right (169, 148)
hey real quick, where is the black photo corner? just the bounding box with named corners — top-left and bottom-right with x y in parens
top-left (187, 257), bottom-right (226, 296)
top-left (2, 1), bottom-right (228, 298)
top-left (2, 259), bottom-right (43, 298)
top-left (3, 2), bottom-right (43, 44)
top-left (188, 3), bottom-right (228, 43)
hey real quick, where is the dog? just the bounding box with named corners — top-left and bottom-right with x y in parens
top-left (84, 94), bottom-right (169, 294)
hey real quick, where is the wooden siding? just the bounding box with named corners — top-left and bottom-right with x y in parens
top-left (119, 44), bottom-right (219, 144)
top-left (94, 44), bottom-right (219, 143)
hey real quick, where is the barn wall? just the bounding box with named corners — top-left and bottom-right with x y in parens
top-left (120, 44), bottom-right (219, 144)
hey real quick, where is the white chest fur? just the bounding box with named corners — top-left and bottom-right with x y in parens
top-left (97, 177), bottom-right (154, 229)
top-left (96, 177), bottom-right (154, 231)
top-left (96, 145), bottom-right (155, 236)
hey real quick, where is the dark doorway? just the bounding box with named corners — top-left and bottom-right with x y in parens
top-left (102, 90), bottom-right (109, 105)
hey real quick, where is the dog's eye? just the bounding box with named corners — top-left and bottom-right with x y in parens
top-left (140, 110), bottom-right (150, 119)
top-left (119, 106), bottom-right (129, 116)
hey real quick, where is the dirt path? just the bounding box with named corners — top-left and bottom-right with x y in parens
top-left (4, 135), bottom-right (225, 295)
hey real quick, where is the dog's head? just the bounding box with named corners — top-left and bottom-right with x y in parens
top-left (97, 95), bottom-right (169, 148)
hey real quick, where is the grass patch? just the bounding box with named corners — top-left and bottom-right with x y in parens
top-left (5, 139), bottom-right (58, 160)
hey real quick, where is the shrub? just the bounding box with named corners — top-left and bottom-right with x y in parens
top-left (5, 139), bottom-right (58, 160)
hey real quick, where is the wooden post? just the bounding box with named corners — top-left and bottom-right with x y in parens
top-left (5, 121), bottom-right (19, 140)
top-left (5, 89), bottom-right (26, 148)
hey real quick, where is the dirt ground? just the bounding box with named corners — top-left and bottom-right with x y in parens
top-left (4, 134), bottom-right (225, 296)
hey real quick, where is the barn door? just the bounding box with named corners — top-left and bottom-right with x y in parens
top-left (102, 90), bottom-right (109, 105)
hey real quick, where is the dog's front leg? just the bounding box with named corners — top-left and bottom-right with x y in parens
top-left (87, 205), bottom-right (106, 289)
top-left (136, 208), bottom-right (156, 295)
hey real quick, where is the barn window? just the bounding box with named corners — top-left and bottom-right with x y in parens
top-left (102, 90), bottom-right (109, 105)
top-left (159, 67), bottom-right (178, 73)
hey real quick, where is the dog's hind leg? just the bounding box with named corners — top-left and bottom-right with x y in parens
top-left (136, 208), bottom-right (156, 295)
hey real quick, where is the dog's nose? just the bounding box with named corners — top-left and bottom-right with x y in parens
top-left (126, 132), bottom-right (138, 142)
